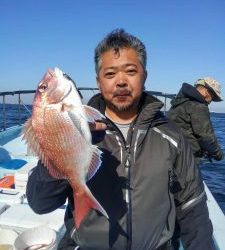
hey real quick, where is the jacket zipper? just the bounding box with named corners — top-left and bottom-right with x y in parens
top-left (124, 126), bottom-right (134, 250)
top-left (125, 148), bottom-right (132, 250)
top-left (106, 118), bottom-right (133, 250)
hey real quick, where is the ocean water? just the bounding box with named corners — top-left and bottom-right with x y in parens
top-left (200, 113), bottom-right (225, 214)
top-left (0, 103), bottom-right (32, 129)
top-left (1, 104), bottom-right (225, 214)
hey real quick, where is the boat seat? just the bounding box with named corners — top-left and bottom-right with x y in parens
top-left (0, 146), bottom-right (11, 162)
top-left (0, 135), bottom-right (36, 177)
top-left (0, 159), bottom-right (27, 170)
top-left (2, 135), bottom-right (29, 158)
top-left (0, 136), bottom-right (38, 181)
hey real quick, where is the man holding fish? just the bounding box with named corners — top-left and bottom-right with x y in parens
top-left (25, 29), bottom-right (215, 249)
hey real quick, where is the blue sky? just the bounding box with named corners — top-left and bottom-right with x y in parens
top-left (1, 0), bottom-right (225, 112)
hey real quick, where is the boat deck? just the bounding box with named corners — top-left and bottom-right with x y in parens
top-left (0, 126), bottom-right (66, 249)
top-left (0, 125), bottom-right (225, 249)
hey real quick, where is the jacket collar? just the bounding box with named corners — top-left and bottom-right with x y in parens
top-left (170, 83), bottom-right (208, 108)
top-left (87, 92), bottom-right (167, 127)
top-left (182, 83), bottom-right (207, 103)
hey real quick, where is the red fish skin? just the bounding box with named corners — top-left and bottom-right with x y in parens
top-left (24, 67), bottom-right (108, 228)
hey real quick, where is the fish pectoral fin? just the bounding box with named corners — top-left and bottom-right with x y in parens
top-left (74, 186), bottom-right (108, 229)
top-left (83, 105), bottom-right (105, 123)
top-left (86, 145), bottom-right (102, 181)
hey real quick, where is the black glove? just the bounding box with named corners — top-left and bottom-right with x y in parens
top-left (212, 150), bottom-right (224, 161)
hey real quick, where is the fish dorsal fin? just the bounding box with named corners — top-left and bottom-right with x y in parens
top-left (83, 105), bottom-right (105, 123)
top-left (22, 118), bottom-right (64, 179)
top-left (86, 145), bottom-right (102, 182)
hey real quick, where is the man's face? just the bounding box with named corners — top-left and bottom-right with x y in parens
top-left (204, 88), bottom-right (213, 104)
top-left (200, 87), bottom-right (213, 104)
top-left (205, 87), bottom-right (217, 104)
top-left (97, 48), bottom-right (146, 114)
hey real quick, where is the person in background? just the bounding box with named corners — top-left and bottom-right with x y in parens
top-left (168, 78), bottom-right (224, 165)
top-left (26, 29), bottom-right (216, 250)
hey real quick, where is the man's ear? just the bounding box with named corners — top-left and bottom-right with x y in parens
top-left (96, 76), bottom-right (101, 93)
top-left (142, 70), bottom-right (148, 89)
top-left (144, 70), bottom-right (148, 82)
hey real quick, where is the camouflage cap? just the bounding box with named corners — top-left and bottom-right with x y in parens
top-left (195, 77), bottom-right (223, 102)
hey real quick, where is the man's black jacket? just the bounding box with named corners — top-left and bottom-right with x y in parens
top-left (26, 92), bottom-right (215, 249)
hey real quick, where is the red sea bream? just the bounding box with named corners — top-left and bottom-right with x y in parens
top-left (23, 67), bottom-right (108, 228)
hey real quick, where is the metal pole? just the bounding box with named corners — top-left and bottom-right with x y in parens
top-left (164, 96), bottom-right (166, 115)
top-left (18, 93), bottom-right (21, 125)
top-left (3, 95), bottom-right (6, 130)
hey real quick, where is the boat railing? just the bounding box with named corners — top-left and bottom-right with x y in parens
top-left (0, 89), bottom-right (175, 131)
top-left (0, 90), bottom-right (34, 131)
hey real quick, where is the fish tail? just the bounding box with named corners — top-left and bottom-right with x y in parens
top-left (73, 187), bottom-right (108, 229)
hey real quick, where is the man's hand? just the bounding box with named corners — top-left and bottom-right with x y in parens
top-left (213, 150), bottom-right (224, 161)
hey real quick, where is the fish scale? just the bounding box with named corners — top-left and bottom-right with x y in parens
top-left (42, 109), bottom-right (89, 175)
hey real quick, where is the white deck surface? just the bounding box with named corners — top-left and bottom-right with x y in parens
top-left (0, 203), bottom-right (65, 233)
top-left (205, 183), bottom-right (225, 250)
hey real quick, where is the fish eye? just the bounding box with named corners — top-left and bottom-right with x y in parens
top-left (39, 83), bottom-right (48, 92)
